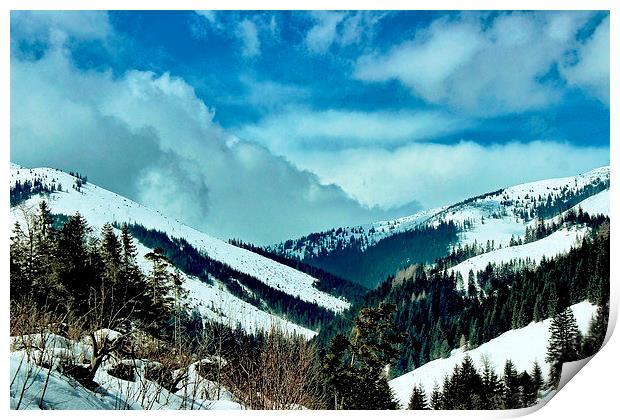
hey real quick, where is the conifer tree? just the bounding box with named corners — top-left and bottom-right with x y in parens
top-left (429, 382), bottom-right (442, 410)
top-left (502, 359), bottom-right (520, 409)
top-left (144, 248), bottom-right (175, 332)
top-left (531, 360), bottom-right (544, 396)
top-left (454, 354), bottom-right (483, 409)
top-left (581, 303), bottom-right (609, 358)
top-left (32, 201), bottom-right (56, 292)
top-left (545, 307), bottom-right (581, 388)
top-left (480, 354), bottom-right (503, 409)
top-left (519, 371), bottom-right (537, 407)
top-left (408, 385), bottom-right (429, 409)
top-left (100, 223), bottom-right (122, 286)
top-left (323, 303), bottom-right (402, 409)
top-left (52, 212), bottom-right (92, 308)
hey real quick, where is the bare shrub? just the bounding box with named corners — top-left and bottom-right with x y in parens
top-left (224, 326), bottom-right (325, 409)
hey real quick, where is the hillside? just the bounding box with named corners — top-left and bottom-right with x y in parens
top-left (10, 165), bottom-right (349, 337)
top-left (389, 301), bottom-right (597, 408)
top-left (274, 167), bottom-right (609, 258)
top-left (449, 226), bottom-right (588, 291)
top-left (270, 167), bottom-right (609, 288)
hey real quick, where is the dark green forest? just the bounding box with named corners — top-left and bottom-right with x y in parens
top-left (303, 221), bottom-right (460, 289)
top-left (229, 238), bottom-right (367, 304)
top-left (121, 223), bottom-right (339, 331)
top-left (316, 219), bottom-right (609, 378)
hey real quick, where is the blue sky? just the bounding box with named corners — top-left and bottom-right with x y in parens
top-left (10, 10), bottom-right (610, 244)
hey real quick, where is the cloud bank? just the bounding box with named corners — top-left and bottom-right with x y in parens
top-left (353, 12), bottom-right (609, 116)
top-left (11, 45), bottom-right (420, 244)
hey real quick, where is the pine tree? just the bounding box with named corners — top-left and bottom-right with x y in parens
top-left (502, 359), bottom-right (520, 409)
top-left (480, 354), bottom-right (503, 409)
top-left (430, 382), bottom-right (442, 410)
top-left (581, 303), bottom-right (609, 357)
top-left (408, 385), bottom-right (429, 409)
top-left (531, 360), bottom-right (544, 396)
top-left (545, 307), bottom-right (581, 388)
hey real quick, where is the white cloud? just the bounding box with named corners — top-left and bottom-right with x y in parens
top-left (11, 45), bottom-right (418, 245)
top-left (305, 11), bottom-right (346, 54)
top-left (561, 16), bottom-right (610, 105)
top-left (353, 12), bottom-right (606, 116)
top-left (289, 140), bottom-right (609, 210)
top-left (236, 19), bottom-right (261, 58)
top-left (195, 10), bottom-right (218, 25)
top-left (237, 108), bottom-right (472, 151)
top-left (304, 11), bottom-right (387, 54)
top-left (234, 77), bottom-right (311, 111)
top-left (11, 10), bottom-right (112, 43)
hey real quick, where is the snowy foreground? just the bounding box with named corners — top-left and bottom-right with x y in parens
top-left (389, 301), bottom-right (597, 408)
top-left (10, 332), bottom-right (243, 410)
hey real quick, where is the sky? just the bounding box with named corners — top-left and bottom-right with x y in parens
top-left (10, 10), bottom-right (610, 244)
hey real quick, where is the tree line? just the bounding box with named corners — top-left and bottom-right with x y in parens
top-left (10, 202), bottom-right (199, 348)
top-left (316, 219), bottom-right (609, 378)
top-left (229, 238), bottom-right (367, 304)
top-left (121, 223), bottom-right (338, 331)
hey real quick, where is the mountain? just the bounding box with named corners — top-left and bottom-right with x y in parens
top-left (9, 163), bottom-right (610, 410)
top-left (9, 164), bottom-right (351, 338)
top-left (313, 168), bottom-right (609, 387)
top-left (269, 167), bottom-right (610, 288)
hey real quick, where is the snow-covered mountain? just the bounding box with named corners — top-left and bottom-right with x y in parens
top-left (389, 301), bottom-right (597, 409)
top-left (271, 166), bottom-right (609, 260)
top-left (10, 164), bottom-right (350, 337)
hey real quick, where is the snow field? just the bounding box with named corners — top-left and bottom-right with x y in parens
top-left (389, 301), bottom-right (597, 408)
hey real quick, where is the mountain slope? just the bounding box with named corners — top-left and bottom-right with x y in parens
top-left (450, 226), bottom-right (588, 290)
top-left (274, 167), bottom-right (609, 257)
top-left (389, 301), bottom-right (597, 408)
top-left (10, 165), bottom-right (350, 337)
top-left (270, 167), bottom-right (609, 288)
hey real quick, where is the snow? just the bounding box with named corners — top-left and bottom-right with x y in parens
top-left (130, 235), bottom-right (317, 338)
top-left (9, 165), bottom-right (349, 314)
top-left (10, 333), bottom-right (245, 410)
top-left (450, 226), bottom-right (587, 289)
top-left (572, 189), bottom-right (609, 217)
top-left (276, 166), bottom-right (609, 258)
top-left (389, 301), bottom-right (598, 408)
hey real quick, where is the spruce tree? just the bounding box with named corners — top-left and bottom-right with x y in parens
top-left (502, 359), bottom-right (520, 409)
top-left (455, 354), bottom-right (483, 409)
top-left (430, 382), bottom-right (442, 410)
top-left (10, 222), bottom-right (29, 300)
top-left (480, 354), bottom-right (503, 409)
top-left (531, 360), bottom-right (544, 396)
top-left (581, 303), bottom-right (609, 358)
top-left (408, 385), bottom-right (429, 409)
top-left (519, 371), bottom-right (537, 407)
top-left (545, 307), bottom-right (581, 388)
top-left (323, 304), bottom-right (402, 409)
top-left (52, 212), bottom-right (92, 309)
top-left (32, 201), bottom-right (56, 294)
